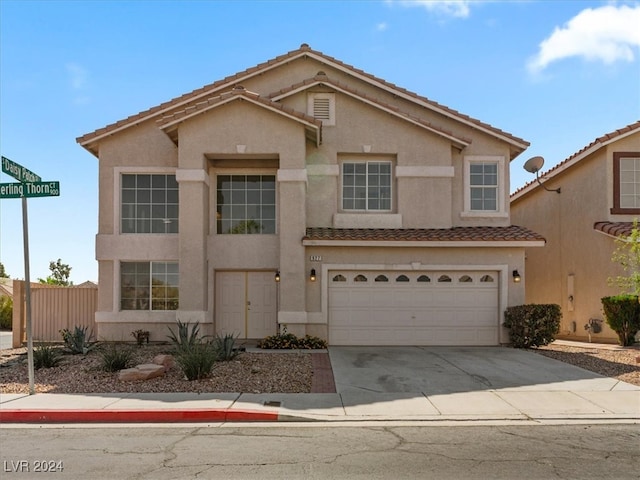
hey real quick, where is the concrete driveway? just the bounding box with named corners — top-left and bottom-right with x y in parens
top-left (328, 346), bottom-right (632, 395)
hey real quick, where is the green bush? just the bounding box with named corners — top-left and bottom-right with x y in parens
top-left (257, 328), bottom-right (328, 349)
top-left (601, 295), bottom-right (640, 346)
top-left (99, 343), bottom-right (135, 372)
top-left (59, 325), bottom-right (97, 355)
top-left (174, 343), bottom-right (218, 380)
top-left (212, 333), bottom-right (241, 361)
top-left (0, 296), bottom-right (12, 330)
top-left (503, 304), bottom-right (561, 348)
top-left (33, 343), bottom-right (63, 369)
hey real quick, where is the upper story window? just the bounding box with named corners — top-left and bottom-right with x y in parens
top-left (342, 161), bottom-right (392, 212)
top-left (121, 174), bottom-right (179, 233)
top-left (307, 93), bottom-right (335, 126)
top-left (217, 175), bottom-right (276, 234)
top-left (120, 261), bottom-right (179, 311)
top-left (463, 155), bottom-right (506, 217)
top-left (612, 152), bottom-right (640, 214)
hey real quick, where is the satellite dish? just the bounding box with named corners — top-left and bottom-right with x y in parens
top-left (523, 156), bottom-right (545, 174)
top-left (522, 155), bottom-right (561, 194)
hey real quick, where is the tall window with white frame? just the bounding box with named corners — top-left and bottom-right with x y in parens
top-left (342, 161), bottom-right (392, 211)
top-left (217, 175), bottom-right (276, 234)
top-left (470, 162), bottom-right (498, 211)
top-left (619, 156), bottom-right (640, 209)
top-left (121, 174), bottom-right (179, 233)
top-left (120, 262), bottom-right (179, 311)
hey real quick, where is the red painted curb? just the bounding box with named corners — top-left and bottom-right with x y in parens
top-left (0, 409), bottom-right (279, 424)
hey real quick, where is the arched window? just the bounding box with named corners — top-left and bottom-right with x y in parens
top-left (396, 274), bottom-right (410, 282)
top-left (459, 275), bottom-right (473, 283)
top-left (417, 275), bottom-right (431, 282)
top-left (354, 274), bottom-right (368, 282)
top-left (480, 274), bottom-right (495, 283)
top-left (438, 275), bottom-right (452, 283)
top-left (332, 274), bottom-right (346, 282)
top-left (375, 275), bottom-right (389, 282)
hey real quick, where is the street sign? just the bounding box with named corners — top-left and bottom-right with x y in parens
top-left (1, 156), bottom-right (42, 183)
top-left (0, 181), bottom-right (60, 199)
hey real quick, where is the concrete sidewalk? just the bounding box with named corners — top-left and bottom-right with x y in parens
top-left (1, 383), bottom-right (638, 424)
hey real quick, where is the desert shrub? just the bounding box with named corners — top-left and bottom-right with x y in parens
top-left (59, 325), bottom-right (97, 355)
top-left (601, 295), bottom-right (640, 346)
top-left (174, 343), bottom-right (218, 380)
top-left (131, 329), bottom-right (150, 346)
top-left (0, 296), bottom-right (12, 330)
top-left (503, 304), bottom-right (561, 348)
top-left (33, 343), bottom-right (63, 369)
top-left (99, 343), bottom-right (135, 372)
top-left (167, 321), bottom-right (203, 351)
top-left (257, 328), bottom-right (327, 349)
top-left (212, 333), bottom-right (241, 361)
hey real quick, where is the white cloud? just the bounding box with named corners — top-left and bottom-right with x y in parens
top-left (66, 62), bottom-right (88, 89)
top-left (391, 0), bottom-right (475, 18)
top-left (528, 4), bottom-right (640, 73)
top-left (376, 22), bottom-right (389, 31)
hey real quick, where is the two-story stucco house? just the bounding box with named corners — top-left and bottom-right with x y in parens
top-left (511, 121), bottom-right (640, 343)
top-left (77, 44), bottom-right (544, 346)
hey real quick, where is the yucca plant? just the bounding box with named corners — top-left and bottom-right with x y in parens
top-left (99, 343), bottom-right (135, 372)
top-left (59, 325), bottom-right (97, 355)
top-left (167, 321), bottom-right (203, 352)
top-left (212, 333), bottom-right (241, 361)
top-left (33, 343), bottom-right (63, 369)
top-left (174, 343), bottom-right (218, 380)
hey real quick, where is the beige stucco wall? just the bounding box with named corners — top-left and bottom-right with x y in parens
top-left (88, 52), bottom-right (531, 342)
top-left (511, 133), bottom-right (640, 343)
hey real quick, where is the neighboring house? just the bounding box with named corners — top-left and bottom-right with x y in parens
top-left (77, 44), bottom-right (544, 346)
top-left (511, 121), bottom-right (640, 344)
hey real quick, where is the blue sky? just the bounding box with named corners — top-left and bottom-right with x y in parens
top-left (1, 0), bottom-right (639, 283)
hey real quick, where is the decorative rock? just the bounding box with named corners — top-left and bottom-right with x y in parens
top-left (153, 354), bottom-right (175, 372)
top-left (118, 364), bottom-right (166, 381)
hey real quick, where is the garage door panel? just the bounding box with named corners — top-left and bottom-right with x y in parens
top-left (329, 270), bottom-right (499, 346)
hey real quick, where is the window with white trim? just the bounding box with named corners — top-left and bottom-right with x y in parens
top-left (121, 174), bottom-right (179, 233)
top-left (463, 156), bottom-right (505, 216)
top-left (307, 93), bottom-right (335, 126)
top-left (342, 161), bottom-right (392, 211)
top-left (120, 262), bottom-right (179, 311)
top-left (216, 175), bottom-right (276, 234)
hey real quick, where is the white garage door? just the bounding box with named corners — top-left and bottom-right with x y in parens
top-left (328, 271), bottom-right (499, 346)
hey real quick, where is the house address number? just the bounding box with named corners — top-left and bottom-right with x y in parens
top-left (310, 255), bottom-right (322, 262)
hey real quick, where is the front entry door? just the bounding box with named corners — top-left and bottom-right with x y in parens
top-left (215, 271), bottom-right (277, 339)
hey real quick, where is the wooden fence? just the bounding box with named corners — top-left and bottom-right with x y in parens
top-left (12, 281), bottom-right (98, 348)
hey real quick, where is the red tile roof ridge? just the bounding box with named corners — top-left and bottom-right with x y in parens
top-left (77, 44), bottom-right (527, 153)
top-left (594, 221), bottom-right (635, 238)
top-left (304, 225), bottom-right (545, 242)
top-left (268, 73), bottom-right (472, 146)
top-left (512, 120), bottom-right (640, 198)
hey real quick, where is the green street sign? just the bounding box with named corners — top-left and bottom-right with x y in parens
top-left (0, 181), bottom-right (60, 199)
top-left (1, 156), bottom-right (42, 183)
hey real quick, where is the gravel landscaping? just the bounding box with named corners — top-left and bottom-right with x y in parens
top-left (0, 341), bottom-right (638, 395)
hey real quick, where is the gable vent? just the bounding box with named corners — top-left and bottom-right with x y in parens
top-left (313, 97), bottom-right (331, 120)
top-left (308, 93), bottom-right (335, 126)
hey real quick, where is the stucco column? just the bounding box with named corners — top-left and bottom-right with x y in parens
top-left (176, 169), bottom-right (209, 325)
top-left (277, 168), bottom-right (308, 330)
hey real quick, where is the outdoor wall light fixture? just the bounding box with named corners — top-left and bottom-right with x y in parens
top-left (274, 271), bottom-right (280, 282)
top-left (310, 269), bottom-right (317, 282)
top-left (513, 270), bottom-right (521, 283)
top-left (523, 156), bottom-right (561, 194)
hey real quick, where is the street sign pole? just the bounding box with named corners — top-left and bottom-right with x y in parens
top-left (21, 196), bottom-right (35, 395)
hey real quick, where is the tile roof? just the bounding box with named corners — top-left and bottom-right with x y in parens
top-left (512, 120), bottom-right (640, 199)
top-left (303, 226), bottom-right (545, 243)
top-left (77, 43), bottom-right (528, 155)
top-left (156, 86), bottom-right (322, 145)
top-left (269, 72), bottom-right (471, 148)
top-left (594, 221), bottom-right (635, 238)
